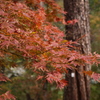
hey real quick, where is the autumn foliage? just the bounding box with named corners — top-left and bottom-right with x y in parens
top-left (0, 0), bottom-right (100, 99)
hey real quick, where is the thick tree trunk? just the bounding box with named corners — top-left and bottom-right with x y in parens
top-left (63, 0), bottom-right (91, 100)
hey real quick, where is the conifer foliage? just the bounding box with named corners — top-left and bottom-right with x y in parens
top-left (0, 0), bottom-right (100, 99)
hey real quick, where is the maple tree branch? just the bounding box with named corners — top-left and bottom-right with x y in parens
top-left (0, 49), bottom-right (32, 60)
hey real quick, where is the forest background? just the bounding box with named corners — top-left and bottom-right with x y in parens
top-left (0, 0), bottom-right (100, 100)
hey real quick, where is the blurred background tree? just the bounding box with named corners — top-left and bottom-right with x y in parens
top-left (90, 0), bottom-right (100, 100)
top-left (0, 68), bottom-right (63, 100)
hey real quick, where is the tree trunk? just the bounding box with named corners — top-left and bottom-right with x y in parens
top-left (26, 93), bottom-right (33, 100)
top-left (63, 0), bottom-right (91, 100)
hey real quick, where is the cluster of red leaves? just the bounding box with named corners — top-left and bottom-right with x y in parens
top-left (0, 73), bottom-right (10, 82)
top-left (0, 91), bottom-right (15, 100)
top-left (0, 74), bottom-right (15, 100)
top-left (0, 0), bottom-right (100, 91)
top-left (91, 73), bottom-right (100, 82)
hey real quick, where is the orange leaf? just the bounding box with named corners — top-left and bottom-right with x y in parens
top-left (83, 71), bottom-right (93, 76)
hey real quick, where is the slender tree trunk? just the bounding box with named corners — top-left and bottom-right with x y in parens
top-left (26, 93), bottom-right (33, 100)
top-left (43, 80), bottom-right (48, 100)
top-left (63, 0), bottom-right (91, 100)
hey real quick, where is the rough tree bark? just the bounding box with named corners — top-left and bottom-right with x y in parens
top-left (63, 0), bottom-right (91, 100)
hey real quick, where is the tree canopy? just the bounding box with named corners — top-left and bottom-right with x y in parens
top-left (0, 0), bottom-right (100, 99)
